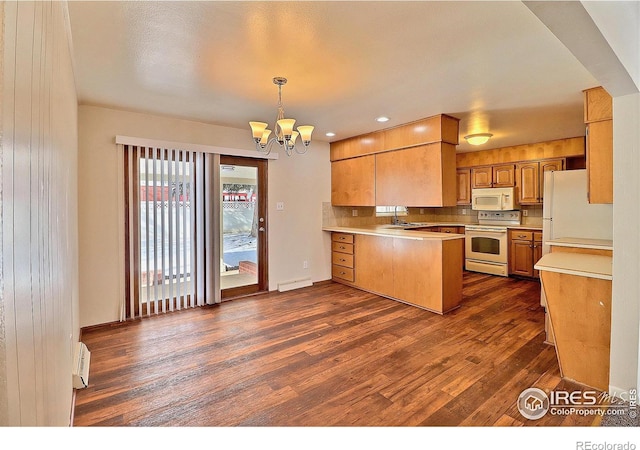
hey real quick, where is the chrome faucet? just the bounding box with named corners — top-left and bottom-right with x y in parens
top-left (392, 206), bottom-right (408, 225)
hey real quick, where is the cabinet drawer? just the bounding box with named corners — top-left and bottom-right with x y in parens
top-left (332, 233), bottom-right (354, 244)
top-left (533, 231), bottom-right (543, 242)
top-left (332, 252), bottom-right (354, 268)
top-left (332, 242), bottom-right (354, 254)
top-left (509, 230), bottom-right (533, 241)
top-left (332, 265), bottom-right (355, 282)
top-left (439, 226), bottom-right (459, 234)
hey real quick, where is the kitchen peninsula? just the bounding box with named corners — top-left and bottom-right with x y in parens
top-left (323, 224), bottom-right (464, 314)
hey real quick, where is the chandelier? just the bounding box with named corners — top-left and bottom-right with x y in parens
top-left (249, 77), bottom-right (314, 156)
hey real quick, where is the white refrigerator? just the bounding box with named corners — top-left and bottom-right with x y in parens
top-left (540, 169), bottom-right (613, 308)
top-left (542, 169), bottom-right (613, 255)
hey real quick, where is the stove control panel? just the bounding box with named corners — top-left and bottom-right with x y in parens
top-left (477, 210), bottom-right (521, 225)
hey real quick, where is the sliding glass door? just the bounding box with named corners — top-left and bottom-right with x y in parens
top-left (220, 156), bottom-right (268, 299)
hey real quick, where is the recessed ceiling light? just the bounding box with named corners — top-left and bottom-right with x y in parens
top-left (325, 132), bottom-right (336, 137)
top-left (376, 116), bottom-right (390, 123)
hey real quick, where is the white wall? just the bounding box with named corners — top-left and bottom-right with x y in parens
top-left (78, 105), bottom-right (331, 327)
top-left (581, 1), bottom-right (640, 91)
top-left (610, 92), bottom-right (640, 397)
top-left (582, 3), bottom-right (640, 396)
top-left (0, 1), bottom-right (79, 426)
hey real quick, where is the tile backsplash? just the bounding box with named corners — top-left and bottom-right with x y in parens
top-left (322, 203), bottom-right (543, 228)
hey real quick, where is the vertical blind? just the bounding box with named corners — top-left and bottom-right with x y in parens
top-left (122, 145), bottom-right (220, 319)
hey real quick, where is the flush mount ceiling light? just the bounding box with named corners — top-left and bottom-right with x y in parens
top-left (464, 133), bottom-right (493, 146)
top-left (249, 77), bottom-right (314, 156)
top-left (376, 116), bottom-right (390, 123)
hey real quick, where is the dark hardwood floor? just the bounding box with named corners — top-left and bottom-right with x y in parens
top-left (73, 272), bottom-right (602, 427)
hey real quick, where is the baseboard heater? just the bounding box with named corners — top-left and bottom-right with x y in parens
top-left (278, 277), bottom-right (312, 292)
top-left (72, 342), bottom-right (91, 389)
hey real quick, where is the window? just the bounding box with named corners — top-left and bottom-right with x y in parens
top-left (375, 206), bottom-right (408, 217)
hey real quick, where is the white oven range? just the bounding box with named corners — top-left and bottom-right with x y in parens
top-left (465, 210), bottom-right (521, 277)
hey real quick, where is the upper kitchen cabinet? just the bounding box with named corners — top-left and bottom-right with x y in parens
top-left (583, 86), bottom-right (613, 204)
top-left (456, 168), bottom-right (471, 205)
top-left (331, 155), bottom-right (375, 206)
top-left (516, 158), bottom-right (565, 204)
top-left (376, 143), bottom-right (457, 207)
top-left (330, 114), bottom-right (459, 207)
top-left (471, 164), bottom-right (515, 189)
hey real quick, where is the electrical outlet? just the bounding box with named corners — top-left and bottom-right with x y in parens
top-left (303, 260), bottom-right (309, 269)
top-left (352, 209), bottom-right (358, 217)
top-left (276, 202), bottom-right (284, 211)
top-left (420, 208), bottom-right (424, 214)
top-left (522, 210), bottom-right (528, 216)
top-left (462, 209), bottom-right (467, 215)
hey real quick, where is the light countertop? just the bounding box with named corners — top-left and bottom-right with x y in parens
top-left (323, 225), bottom-right (465, 241)
top-left (546, 237), bottom-right (613, 251)
top-left (534, 252), bottom-right (612, 280)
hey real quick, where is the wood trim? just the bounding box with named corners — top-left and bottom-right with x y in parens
top-left (456, 137), bottom-right (584, 168)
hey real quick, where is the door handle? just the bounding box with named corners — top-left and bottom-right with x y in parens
top-left (259, 227), bottom-right (265, 232)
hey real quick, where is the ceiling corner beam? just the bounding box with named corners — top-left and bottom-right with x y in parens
top-left (524, 0), bottom-right (638, 97)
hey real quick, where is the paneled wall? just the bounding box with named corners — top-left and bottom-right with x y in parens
top-left (0, 1), bottom-right (79, 425)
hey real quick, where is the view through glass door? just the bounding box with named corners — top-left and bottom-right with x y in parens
top-left (220, 156), bottom-right (268, 299)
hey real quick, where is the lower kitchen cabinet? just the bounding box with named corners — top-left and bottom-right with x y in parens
top-left (352, 233), bottom-right (463, 314)
top-left (412, 226), bottom-right (465, 267)
top-left (508, 229), bottom-right (542, 278)
top-left (331, 233), bottom-right (355, 282)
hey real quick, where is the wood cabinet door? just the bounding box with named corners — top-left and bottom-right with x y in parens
top-left (471, 166), bottom-right (492, 189)
top-left (353, 234), bottom-right (394, 297)
top-left (516, 162), bottom-right (540, 204)
top-left (533, 232), bottom-right (543, 279)
top-left (509, 239), bottom-right (534, 277)
top-left (456, 168), bottom-right (471, 205)
top-left (584, 86), bottom-right (612, 123)
top-left (492, 164), bottom-right (515, 187)
top-left (375, 144), bottom-right (456, 207)
top-left (539, 158), bottom-right (565, 200)
top-left (587, 120), bottom-right (613, 204)
top-left (331, 155), bottom-right (375, 206)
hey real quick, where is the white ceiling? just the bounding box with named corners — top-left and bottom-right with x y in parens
top-left (68, 1), bottom-right (601, 152)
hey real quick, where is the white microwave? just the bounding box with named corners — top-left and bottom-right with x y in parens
top-left (471, 187), bottom-right (519, 211)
